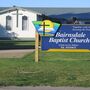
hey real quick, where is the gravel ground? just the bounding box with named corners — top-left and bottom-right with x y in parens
top-left (0, 86), bottom-right (90, 90)
top-left (0, 49), bottom-right (35, 58)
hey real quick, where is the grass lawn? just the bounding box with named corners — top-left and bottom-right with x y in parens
top-left (0, 51), bottom-right (90, 87)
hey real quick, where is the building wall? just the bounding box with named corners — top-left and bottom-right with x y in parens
top-left (0, 9), bottom-right (40, 40)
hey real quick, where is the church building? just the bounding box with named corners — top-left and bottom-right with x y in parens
top-left (0, 6), bottom-right (43, 40)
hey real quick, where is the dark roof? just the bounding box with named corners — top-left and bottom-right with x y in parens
top-left (0, 7), bottom-right (90, 19)
top-left (23, 7), bottom-right (90, 15)
top-left (0, 7), bottom-right (90, 15)
top-left (0, 7), bottom-right (42, 15)
top-left (25, 8), bottom-right (90, 19)
top-left (0, 7), bottom-right (9, 11)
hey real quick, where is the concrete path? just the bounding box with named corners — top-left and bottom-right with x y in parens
top-left (0, 86), bottom-right (90, 90)
top-left (0, 49), bottom-right (35, 58)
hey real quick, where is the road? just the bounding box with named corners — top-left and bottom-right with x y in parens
top-left (0, 49), bottom-right (35, 58)
top-left (0, 86), bottom-right (90, 90)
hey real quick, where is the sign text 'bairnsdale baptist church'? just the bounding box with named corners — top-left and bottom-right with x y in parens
top-left (42, 25), bottom-right (90, 51)
top-left (33, 18), bottom-right (90, 52)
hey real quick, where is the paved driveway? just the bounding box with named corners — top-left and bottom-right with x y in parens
top-left (0, 49), bottom-right (35, 58)
top-left (0, 86), bottom-right (90, 90)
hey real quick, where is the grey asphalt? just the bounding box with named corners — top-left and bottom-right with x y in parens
top-left (0, 49), bottom-right (35, 58)
top-left (0, 86), bottom-right (90, 90)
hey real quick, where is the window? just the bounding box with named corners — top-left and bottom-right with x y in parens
top-left (6, 16), bottom-right (12, 30)
top-left (22, 16), bottom-right (28, 30)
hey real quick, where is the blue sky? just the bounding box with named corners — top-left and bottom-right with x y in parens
top-left (0, 0), bottom-right (90, 7)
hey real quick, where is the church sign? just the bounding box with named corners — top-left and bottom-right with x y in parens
top-left (33, 20), bottom-right (90, 52)
top-left (42, 24), bottom-right (90, 52)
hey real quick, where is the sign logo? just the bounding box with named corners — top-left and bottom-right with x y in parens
top-left (33, 20), bottom-right (61, 36)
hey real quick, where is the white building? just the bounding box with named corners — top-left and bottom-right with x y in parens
top-left (0, 6), bottom-right (43, 40)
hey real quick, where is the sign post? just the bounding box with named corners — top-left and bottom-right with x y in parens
top-left (35, 31), bottom-right (39, 62)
